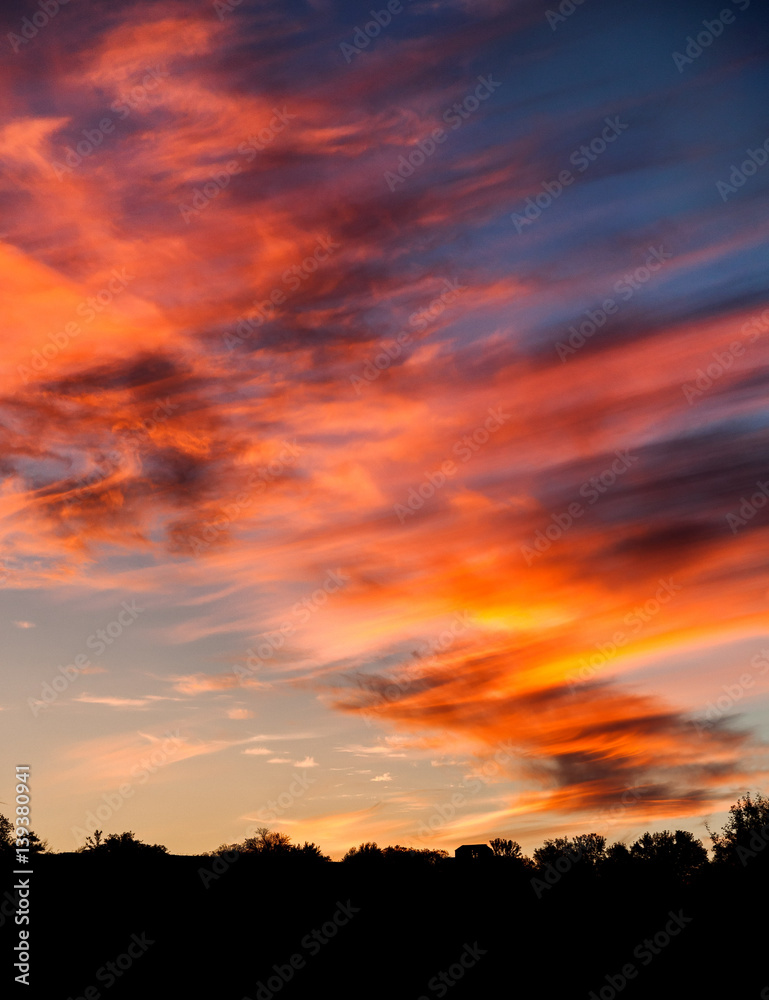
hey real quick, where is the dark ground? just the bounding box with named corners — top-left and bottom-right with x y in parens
top-left (2, 855), bottom-right (767, 999)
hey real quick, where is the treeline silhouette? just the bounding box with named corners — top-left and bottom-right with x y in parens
top-left (2, 793), bottom-right (768, 999)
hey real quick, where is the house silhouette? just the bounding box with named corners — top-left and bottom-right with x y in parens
top-left (455, 844), bottom-right (494, 863)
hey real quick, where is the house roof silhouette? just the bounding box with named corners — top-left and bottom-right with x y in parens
top-left (455, 844), bottom-right (494, 861)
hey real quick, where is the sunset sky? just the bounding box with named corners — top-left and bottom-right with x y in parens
top-left (2, 0), bottom-right (768, 858)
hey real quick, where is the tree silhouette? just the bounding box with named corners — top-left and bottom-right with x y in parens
top-left (0, 813), bottom-right (14, 853)
top-left (606, 842), bottom-right (632, 864)
top-left (340, 842), bottom-right (447, 867)
top-left (80, 829), bottom-right (105, 851)
top-left (25, 829), bottom-right (49, 854)
top-left (629, 829), bottom-right (708, 880)
top-left (212, 828), bottom-right (329, 860)
top-left (383, 845), bottom-right (449, 866)
top-left (342, 841), bottom-right (384, 863)
top-left (533, 833), bottom-right (606, 868)
top-left (208, 841), bottom-right (241, 856)
top-left (710, 791), bottom-right (769, 866)
top-left (489, 837), bottom-right (525, 860)
top-left (77, 830), bottom-right (167, 855)
top-left (289, 841), bottom-right (331, 861)
top-left (411, 847), bottom-right (450, 865)
top-left (0, 812), bottom-right (48, 855)
top-left (241, 827), bottom-right (294, 854)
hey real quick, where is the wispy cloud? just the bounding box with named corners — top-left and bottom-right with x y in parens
top-left (168, 674), bottom-right (270, 695)
top-left (74, 694), bottom-right (150, 708)
top-left (247, 733), bottom-right (319, 742)
top-left (335, 744), bottom-right (409, 757)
